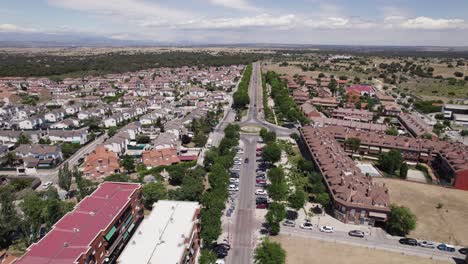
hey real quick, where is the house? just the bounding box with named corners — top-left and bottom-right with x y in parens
top-left (44, 109), bottom-right (66, 123)
top-left (346, 85), bottom-right (375, 96)
top-left (83, 145), bottom-right (121, 180)
top-left (15, 144), bottom-right (62, 167)
top-left (0, 130), bottom-right (43, 144)
top-left (64, 105), bottom-right (82, 115)
top-left (48, 129), bottom-right (89, 145)
top-left (104, 131), bottom-right (130, 155)
top-left (103, 114), bottom-right (124, 128)
top-left (300, 102), bottom-right (321, 119)
top-left (18, 116), bottom-right (44, 130)
top-left (49, 118), bottom-right (80, 129)
top-left (117, 201), bottom-right (201, 264)
top-left (142, 147), bottom-right (180, 168)
top-left (15, 182), bottom-right (142, 264)
top-left (310, 97), bottom-right (339, 108)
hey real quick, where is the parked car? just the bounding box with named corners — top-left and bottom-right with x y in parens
top-left (256, 153), bottom-right (262, 157)
top-left (256, 197), bottom-right (268, 204)
top-left (399, 238), bottom-right (418, 246)
top-left (233, 161), bottom-right (242, 165)
top-left (300, 222), bottom-right (313, 230)
top-left (283, 220), bottom-right (296, 227)
top-left (256, 178), bottom-right (267, 183)
top-left (418, 241), bottom-right (436, 249)
top-left (319, 226), bottom-right (334, 233)
top-left (228, 186), bottom-right (239, 192)
top-left (459, 247), bottom-right (468, 255)
top-left (437, 244), bottom-right (456, 252)
top-left (214, 248), bottom-right (228, 258)
top-left (42, 181), bottom-right (52, 189)
top-left (256, 203), bottom-right (268, 209)
top-left (256, 147), bottom-right (263, 151)
top-left (230, 172), bottom-right (240, 178)
top-left (348, 230), bottom-right (365, 238)
top-left (229, 178), bottom-right (240, 184)
top-left (255, 189), bottom-right (267, 195)
top-left (230, 167), bottom-right (241, 172)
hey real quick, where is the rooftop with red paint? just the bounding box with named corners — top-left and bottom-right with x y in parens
top-left (15, 182), bottom-right (140, 264)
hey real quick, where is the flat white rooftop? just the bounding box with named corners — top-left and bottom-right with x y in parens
top-left (118, 200), bottom-right (200, 264)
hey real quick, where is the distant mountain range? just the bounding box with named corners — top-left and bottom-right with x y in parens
top-left (1, 32), bottom-right (468, 52)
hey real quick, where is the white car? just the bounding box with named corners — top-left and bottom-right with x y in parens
top-left (255, 189), bottom-right (267, 195)
top-left (228, 185), bottom-right (239, 192)
top-left (319, 226), bottom-right (334, 233)
top-left (230, 167), bottom-right (241, 171)
top-left (300, 222), bottom-right (313, 230)
top-left (229, 178), bottom-right (240, 184)
top-left (233, 161), bottom-right (242, 165)
top-left (42, 181), bottom-right (53, 189)
top-left (418, 241), bottom-right (436, 249)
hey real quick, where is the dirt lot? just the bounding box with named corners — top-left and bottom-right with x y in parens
top-left (375, 178), bottom-right (468, 246)
top-left (272, 235), bottom-right (450, 264)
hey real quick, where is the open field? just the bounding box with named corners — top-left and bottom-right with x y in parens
top-left (272, 235), bottom-right (451, 264)
top-left (262, 62), bottom-right (369, 79)
top-left (400, 79), bottom-right (468, 99)
top-left (374, 178), bottom-right (468, 246)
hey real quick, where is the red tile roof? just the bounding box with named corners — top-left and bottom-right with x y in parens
top-left (15, 182), bottom-right (141, 264)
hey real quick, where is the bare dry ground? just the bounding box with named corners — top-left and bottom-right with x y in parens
top-left (272, 235), bottom-right (450, 264)
top-left (374, 178), bottom-right (468, 246)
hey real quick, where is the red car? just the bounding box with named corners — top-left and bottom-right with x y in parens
top-left (256, 179), bottom-right (267, 184)
top-left (256, 148), bottom-right (263, 151)
top-left (256, 153), bottom-right (262, 157)
top-left (256, 203), bottom-right (268, 209)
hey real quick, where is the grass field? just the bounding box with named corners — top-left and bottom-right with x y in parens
top-left (374, 178), bottom-right (468, 246)
top-left (400, 79), bottom-right (468, 99)
top-left (272, 235), bottom-right (451, 264)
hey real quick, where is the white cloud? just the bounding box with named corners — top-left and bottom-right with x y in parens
top-left (175, 14), bottom-right (296, 29)
top-left (209, 0), bottom-right (258, 11)
top-left (48, 0), bottom-right (192, 21)
top-left (401, 17), bottom-right (467, 30)
top-left (0, 23), bottom-right (37, 33)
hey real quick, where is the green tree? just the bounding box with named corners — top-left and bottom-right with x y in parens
top-left (288, 189), bottom-right (306, 211)
top-left (315, 192), bottom-right (331, 208)
top-left (17, 132), bottom-right (31, 145)
top-left (199, 249), bottom-right (217, 264)
top-left (0, 187), bottom-right (18, 248)
top-left (58, 163), bottom-right (72, 192)
top-left (254, 238), bottom-right (286, 264)
top-left (136, 135), bottom-right (151, 144)
top-left (378, 150), bottom-right (404, 175)
top-left (399, 162), bottom-right (408, 180)
top-left (260, 128), bottom-right (277, 144)
top-left (108, 126), bottom-right (118, 137)
top-left (121, 155), bottom-right (135, 172)
top-left (4, 151), bottom-right (17, 166)
top-left (386, 205), bottom-right (416, 236)
top-left (262, 143), bottom-right (281, 164)
top-left (266, 203), bottom-right (286, 235)
top-left (104, 173), bottom-right (129, 182)
top-left (344, 137), bottom-right (361, 153)
top-left (386, 126), bottom-right (399, 136)
top-left (142, 182), bottom-right (167, 208)
top-left (297, 158), bottom-right (314, 173)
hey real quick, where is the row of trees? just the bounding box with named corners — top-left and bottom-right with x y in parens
top-left (265, 71), bottom-right (309, 124)
top-left (233, 64), bottom-right (252, 110)
top-left (0, 52), bottom-right (264, 77)
top-left (199, 124), bottom-right (241, 264)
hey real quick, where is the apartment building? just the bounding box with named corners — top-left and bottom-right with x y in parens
top-left (300, 126), bottom-right (390, 226)
top-left (15, 182), bottom-right (143, 264)
top-left (118, 201), bottom-right (201, 264)
top-left (330, 108), bottom-right (374, 122)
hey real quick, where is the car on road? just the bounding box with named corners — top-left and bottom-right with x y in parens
top-left (244, 158), bottom-right (249, 163)
top-left (300, 222), bottom-right (313, 230)
top-left (348, 230), bottom-right (365, 238)
top-left (319, 226), bottom-right (334, 233)
top-left (418, 241), bottom-right (436, 249)
top-left (42, 181), bottom-right (53, 189)
top-left (77, 157), bottom-right (84, 164)
top-left (255, 189), bottom-right (267, 195)
top-left (282, 220), bottom-right (296, 227)
top-left (436, 244), bottom-right (456, 252)
top-left (399, 238), bottom-right (418, 246)
top-left (459, 247), bottom-right (468, 255)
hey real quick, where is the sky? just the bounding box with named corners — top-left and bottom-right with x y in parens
top-left (1, 0), bottom-right (468, 46)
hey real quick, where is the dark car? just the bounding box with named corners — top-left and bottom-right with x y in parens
top-left (436, 244), bottom-right (456, 252)
top-left (399, 238), bottom-right (418, 246)
top-left (256, 197), bottom-right (268, 204)
top-left (244, 158), bottom-right (249, 163)
top-left (459, 247), bottom-right (468, 255)
top-left (230, 172), bottom-right (240, 178)
top-left (216, 243), bottom-right (231, 251)
top-left (215, 249), bottom-right (228, 258)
